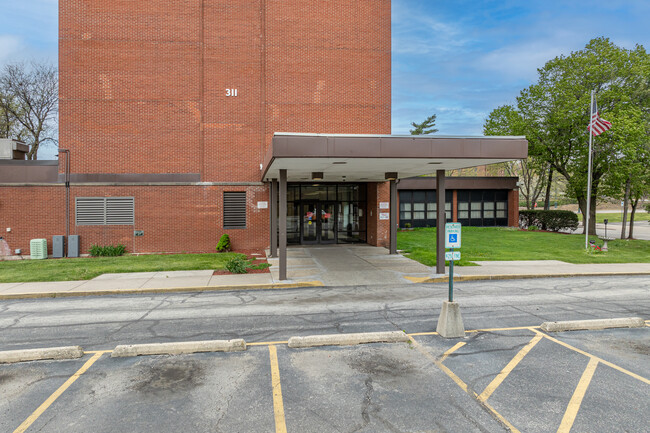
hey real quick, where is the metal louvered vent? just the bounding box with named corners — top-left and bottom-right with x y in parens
top-left (223, 191), bottom-right (246, 229)
top-left (76, 197), bottom-right (134, 226)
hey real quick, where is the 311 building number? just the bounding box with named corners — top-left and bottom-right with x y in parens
top-left (226, 88), bottom-right (238, 97)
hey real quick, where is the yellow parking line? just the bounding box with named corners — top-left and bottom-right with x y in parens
top-left (440, 341), bottom-right (466, 363)
top-left (557, 358), bottom-right (599, 433)
top-left (13, 351), bottom-right (108, 433)
top-left (407, 336), bottom-right (521, 433)
top-left (408, 331), bottom-right (439, 336)
top-left (529, 328), bottom-right (650, 385)
top-left (478, 334), bottom-right (543, 402)
top-left (268, 345), bottom-right (287, 433)
top-left (467, 326), bottom-right (541, 332)
top-left (407, 325), bottom-right (541, 338)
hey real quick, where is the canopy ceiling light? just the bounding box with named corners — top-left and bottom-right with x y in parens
top-left (385, 172), bottom-right (398, 180)
top-left (311, 172), bottom-right (324, 180)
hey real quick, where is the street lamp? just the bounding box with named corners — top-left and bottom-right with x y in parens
top-left (57, 149), bottom-right (70, 256)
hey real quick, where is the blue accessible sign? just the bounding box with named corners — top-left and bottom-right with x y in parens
top-left (445, 223), bottom-right (461, 249)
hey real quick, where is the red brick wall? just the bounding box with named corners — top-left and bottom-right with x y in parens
top-left (508, 189), bottom-right (519, 227)
top-left (366, 182), bottom-right (390, 247)
top-left (0, 187), bottom-right (65, 256)
top-left (1, 185), bottom-right (270, 255)
top-left (59, 0), bottom-right (202, 175)
top-left (59, 0), bottom-right (391, 179)
top-left (376, 182), bottom-right (390, 247)
top-left (13, 0), bottom-right (394, 254)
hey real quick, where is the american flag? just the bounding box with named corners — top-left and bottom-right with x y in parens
top-left (588, 97), bottom-right (612, 136)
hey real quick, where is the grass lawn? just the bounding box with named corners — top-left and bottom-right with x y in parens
top-left (0, 253), bottom-right (240, 283)
top-left (397, 226), bottom-right (650, 267)
top-left (576, 212), bottom-right (649, 223)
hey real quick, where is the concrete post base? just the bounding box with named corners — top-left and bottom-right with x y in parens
top-left (436, 301), bottom-right (465, 338)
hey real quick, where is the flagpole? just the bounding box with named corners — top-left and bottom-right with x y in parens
top-left (585, 90), bottom-right (594, 250)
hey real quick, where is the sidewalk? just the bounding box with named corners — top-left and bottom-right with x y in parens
top-left (568, 220), bottom-right (650, 241)
top-left (1, 245), bottom-right (649, 299)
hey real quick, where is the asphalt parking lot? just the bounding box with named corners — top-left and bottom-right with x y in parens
top-left (2, 324), bottom-right (649, 433)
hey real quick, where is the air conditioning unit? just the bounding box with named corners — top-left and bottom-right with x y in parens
top-left (30, 239), bottom-right (48, 260)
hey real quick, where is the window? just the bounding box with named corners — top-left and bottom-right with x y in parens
top-left (400, 202), bottom-right (412, 220)
top-left (484, 201), bottom-right (495, 218)
top-left (496, 201), bottom-right (507, 218)
top-left (413, 202), bottom-right (425, 220)
top-left (76, 197), bottom-right (134, 226)
top-left (458, 202), bottom-right (469, 219)
top-left (223, 191), bottom-right (247, 229)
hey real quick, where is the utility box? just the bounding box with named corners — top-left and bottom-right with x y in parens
top-left (30, 239), bottom-right (48, 260)
top-left (53, 235), bottom-right (65, 258)
top-left (68, 235), bottom-right (80, 258)
top-left (0, 139), bottom-right (28, 159)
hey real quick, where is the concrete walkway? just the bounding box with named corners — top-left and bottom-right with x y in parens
top-left (266, 245), bottom-right (432, 286)
top-left (0, 244), bottom-right (649, 299)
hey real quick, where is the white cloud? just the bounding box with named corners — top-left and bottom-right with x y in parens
top-left (0, 35), bottom-right (23, 63)
top-left (476, 41), bottom-right (569, 81)
top-left (392, 1), bottom-right (472, 56)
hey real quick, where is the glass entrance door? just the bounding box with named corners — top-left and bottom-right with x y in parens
top-left (301, 202), bottom-right (318, 244)
top-left (301, 202), bottom-right (337, 244)
top-left (319, 202), bottom-right (336, 244)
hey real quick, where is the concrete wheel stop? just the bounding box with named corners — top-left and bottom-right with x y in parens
top-left (540, 317), bottom-right (645, 332)
top-left (0, 346), bottom-right (84, 364)
top-left (436, 301), bottom-right (465, 338)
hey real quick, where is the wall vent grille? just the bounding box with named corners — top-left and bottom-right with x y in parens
top-left (223, 192), bottom-right (246, 229)
top-left (76, 197), bottom-right (134, 226)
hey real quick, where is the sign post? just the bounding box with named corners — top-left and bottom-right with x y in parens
top-left (445, 222), bottom-right (461, 302)
top-left (437, 223), bottom-right (465, 338)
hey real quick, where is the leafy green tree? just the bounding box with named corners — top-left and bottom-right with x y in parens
top-left (483, 105), bottom-right (548, 209)
top-left (602, 134), bottom-right (650, 238)
top-left (410, 114), bottom-right (438, 135)
top-left (494, 38), bottom-right (649, 235)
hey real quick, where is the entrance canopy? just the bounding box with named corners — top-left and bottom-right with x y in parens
top-left (262, 133), bottom-right (528, 182)
top-left (263, 133), bottom-right (528, 280)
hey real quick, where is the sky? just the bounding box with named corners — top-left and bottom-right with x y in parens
top-left (1, 0), bottom-right (649, 159)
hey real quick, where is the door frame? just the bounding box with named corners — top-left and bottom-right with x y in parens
top-left (299, 201), bottom-right (338, 244)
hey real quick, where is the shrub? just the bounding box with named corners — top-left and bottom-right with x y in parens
top-left (216, 234), bottom-right (232, 252)
top-left (519, 210), bottom-right (579, 232)
top-left (527, 225), bottom-right (539, 231)
top-left (248, 261), bottom-right (270, 270)
top-left (225, 255), bottom-right (248, 274)
top-left (89, 244), bottom-right (126, 257)
top-left (645, 202), bottom-right (650, 214)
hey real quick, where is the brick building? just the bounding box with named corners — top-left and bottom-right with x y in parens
top-left (0, 1), bottom-right (526, 275)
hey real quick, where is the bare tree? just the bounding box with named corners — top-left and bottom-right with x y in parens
top-left (0, 61), bottom-right (58, 160)
top-left (500, 158), bottom-right (547, 209)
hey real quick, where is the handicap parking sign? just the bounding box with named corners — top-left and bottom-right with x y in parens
top-left (445, 223), bottom-right (461, 248)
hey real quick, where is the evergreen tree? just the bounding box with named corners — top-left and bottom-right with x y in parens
top-left (410, 114), bottom-right (438, 135)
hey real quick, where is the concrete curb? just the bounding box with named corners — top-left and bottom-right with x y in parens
top-left (288, 331), bottom-right (409, 348)
top-left (405, 271), bottom-right (650, 284)
top-left (540, 317), bottom-right (645, 332)
top-left (0, 346), bottom-right (84, 364)
top-left (111, 339), bottom-right (247, 357)
top-left (0, 280), bottom-right (324, 300)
